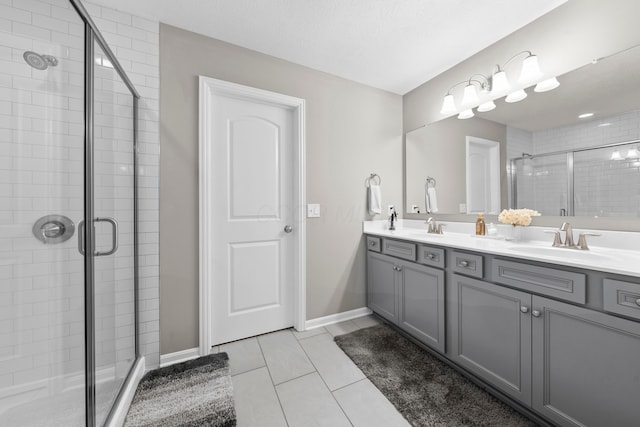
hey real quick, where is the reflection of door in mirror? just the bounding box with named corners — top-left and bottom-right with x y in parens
top-left (466, 137), bottom-right (501, 214)
top-left (405, 117), bottom-right (506, 215)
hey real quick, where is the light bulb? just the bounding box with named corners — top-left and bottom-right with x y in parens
top-left (458, 109), bottom-right (474, 119)
top-left (440, 94), bottom-right (456, 115)
top-left (610, 151), bottom-right (622, 160)
top-left (490, 70), bottom-right (511, 97)
top-left (461, 83), bottom-right (479, 108)
top-left (505, 89), bottom-right (527, 103)
top-left (477, 101), bottom-right (496, 112)
top-left (518, 54), bottom-right (543, 85)
top-left (534, 77), bottom-right (560, 92)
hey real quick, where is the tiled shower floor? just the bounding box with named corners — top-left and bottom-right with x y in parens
top-left (211, 315), bottom-right (410, 427)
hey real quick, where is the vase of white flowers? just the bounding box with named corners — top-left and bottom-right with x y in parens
top-left (498, 208), bottom-right (541, 241)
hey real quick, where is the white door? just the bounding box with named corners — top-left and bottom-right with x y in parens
top-left (199, 78), bottom-right (305, 347)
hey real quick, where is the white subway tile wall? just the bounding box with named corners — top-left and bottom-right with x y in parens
top-left (508, 111), bottom-right (640, 216)
top-left (0, 0), bottom-right (159, 422)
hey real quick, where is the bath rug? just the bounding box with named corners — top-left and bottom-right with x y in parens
top-left (335, 324), bottom-right (539, 427)
top-left (124, 352), bottom-right (236, 427)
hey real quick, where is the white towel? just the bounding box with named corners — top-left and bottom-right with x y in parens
top-left (368, 185), bottom-right (382, 215)
top-left (426, 187), bottom-right (439, 213)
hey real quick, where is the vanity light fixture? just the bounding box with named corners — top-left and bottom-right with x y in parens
top-left (625, 148), bottom-right (639, 159)
top-left (440, 50), bottom-right (558, 117)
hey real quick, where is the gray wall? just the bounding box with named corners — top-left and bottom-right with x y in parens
top-left (403, 0), bottom-right (640, 231)
top-left (159, 24), bottom-right (402, 354)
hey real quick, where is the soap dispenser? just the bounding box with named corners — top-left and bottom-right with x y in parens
top-left (475, 213), bottom-right (486, 236)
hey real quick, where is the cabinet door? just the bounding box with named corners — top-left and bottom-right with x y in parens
top-left (398, 261), bottom-right (445, 352)
top-left (532, 296), bottom-right (640, 427)
top-left (367, 251), bottom-right (398, 323)
top-left (451, 275), bottom-right (532, 405)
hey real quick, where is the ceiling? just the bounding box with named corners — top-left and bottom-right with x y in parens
top-left (88, 0), bottom-right (566, 95)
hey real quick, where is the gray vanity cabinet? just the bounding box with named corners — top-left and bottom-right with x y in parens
top-left (367, 247), bottom-right (445, 352)
top-left (531, 296), bottom-right (640, 427)
top-left (398, 260), bottom-right (445, 353)
top-left (450, 274), bottom-right (532, 405)
top-left (367, 251), bottom-right (399, 323)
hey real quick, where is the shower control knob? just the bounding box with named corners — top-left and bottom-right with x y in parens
top-left (284, 225), bottom-right (293, 233)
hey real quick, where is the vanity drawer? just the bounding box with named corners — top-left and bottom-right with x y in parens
top-left (603, 279), bottom-right (640, 321)
top-left (366, 236), bottom-right (381, 252)
top-left (418, 245), bottom-right (445, 269)
top-left (451, 251), bottom-right (483, 278)
top-left (492, 259), bottom-right (586, 304)
top-left (382, 239), bottom-right (416, 261)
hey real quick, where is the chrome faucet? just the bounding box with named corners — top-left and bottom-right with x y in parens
top-left (389, 209), bottom-right (398, 231)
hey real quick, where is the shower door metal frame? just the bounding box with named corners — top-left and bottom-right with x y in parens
top-left (69, 1), bottom-right (141, 426)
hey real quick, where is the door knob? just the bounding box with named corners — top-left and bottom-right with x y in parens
top-left (520, 306), bottom-right (529, 313)
top-left (284, 225), bottom-right (293, 233)
top-left (532, 310), bottom-right (542, 318)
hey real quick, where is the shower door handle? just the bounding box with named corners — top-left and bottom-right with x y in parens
top-left (77, 217), bottom-right (119, 256)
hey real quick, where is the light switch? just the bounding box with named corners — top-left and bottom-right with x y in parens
top-left (307, 203), bottom-right (320, 218)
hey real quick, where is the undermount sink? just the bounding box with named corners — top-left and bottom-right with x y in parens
top-left (507, 245), bottom-right (611, 261)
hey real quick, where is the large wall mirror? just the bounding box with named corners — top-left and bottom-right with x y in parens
top-left (405, 43), bottom-right (640, 219)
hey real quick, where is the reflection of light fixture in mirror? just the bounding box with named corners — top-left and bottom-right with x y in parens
top-left (534, 77), bottom-right (560, 92)
top-left (625, 148), bottom-right (639, 159)
top-left (505, 89), bottom-right (527, 103)
top-left (458, 109), bottom-right (474, 119)
top-left (610, 150), bottom-right (622, 160)
top-left (461, 83), bottom-right (480, 107)
top-left (440, 93), bottom-right (457, 115)
top-left (518, 53), bottom-right (543, 84)
top-left (477, 100), bottom-right (496, 112)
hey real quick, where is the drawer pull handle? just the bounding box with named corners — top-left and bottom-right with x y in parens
top-left (427, 253), bottom-right (435, 260)
top-left (460, 260), bottom-right (469, 267)
top-left (532, 310), bottom-right (541, 318)
top-left (636, 298), bottom-right (640, 307)
top-left (520, 306), bottom-right (529, 313)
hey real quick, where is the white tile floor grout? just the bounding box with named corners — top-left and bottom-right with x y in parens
top-left (216, 315), bottom-right (410, 427)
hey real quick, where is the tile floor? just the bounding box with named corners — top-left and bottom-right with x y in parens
top-left (211, 315), bottom-right (410, 427)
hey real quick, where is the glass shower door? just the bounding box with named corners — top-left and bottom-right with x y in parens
top-left (0, 1), bottom-right (86, 425)
top-left (92, 41), bottom-right (137, 426)
top-left (512, 154), bottom-right (569, 215)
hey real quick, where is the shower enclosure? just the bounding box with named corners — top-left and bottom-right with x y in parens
top-left (510, 139), bottom-right (640, 217)
top-left (1, 1), bottom-right (140, 426)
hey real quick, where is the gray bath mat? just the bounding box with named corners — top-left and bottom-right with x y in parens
top-left (124, 353), bottom-right (236, 427)
top-left (334, 324), bottom-right (538, 427)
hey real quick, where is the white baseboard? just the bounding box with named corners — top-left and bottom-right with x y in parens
top-left (159, 347), bottom-right (201, 368)
top-left (107, 356), bottom-right (145, 427)
top-left (304, 307), bottom-right (372, 330)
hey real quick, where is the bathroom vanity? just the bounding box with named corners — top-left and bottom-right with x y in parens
top-left (364, 221), bottom-right (640, 427)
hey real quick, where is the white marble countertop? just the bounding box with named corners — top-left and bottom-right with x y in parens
top-left (363, 220), bottom-right (640, 278)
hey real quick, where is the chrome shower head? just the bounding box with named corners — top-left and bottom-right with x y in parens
top-left (23, 51), bottom-right (58, 70)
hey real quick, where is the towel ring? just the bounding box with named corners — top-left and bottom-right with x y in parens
top-left (368, 173), bottom-right (381, 186)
